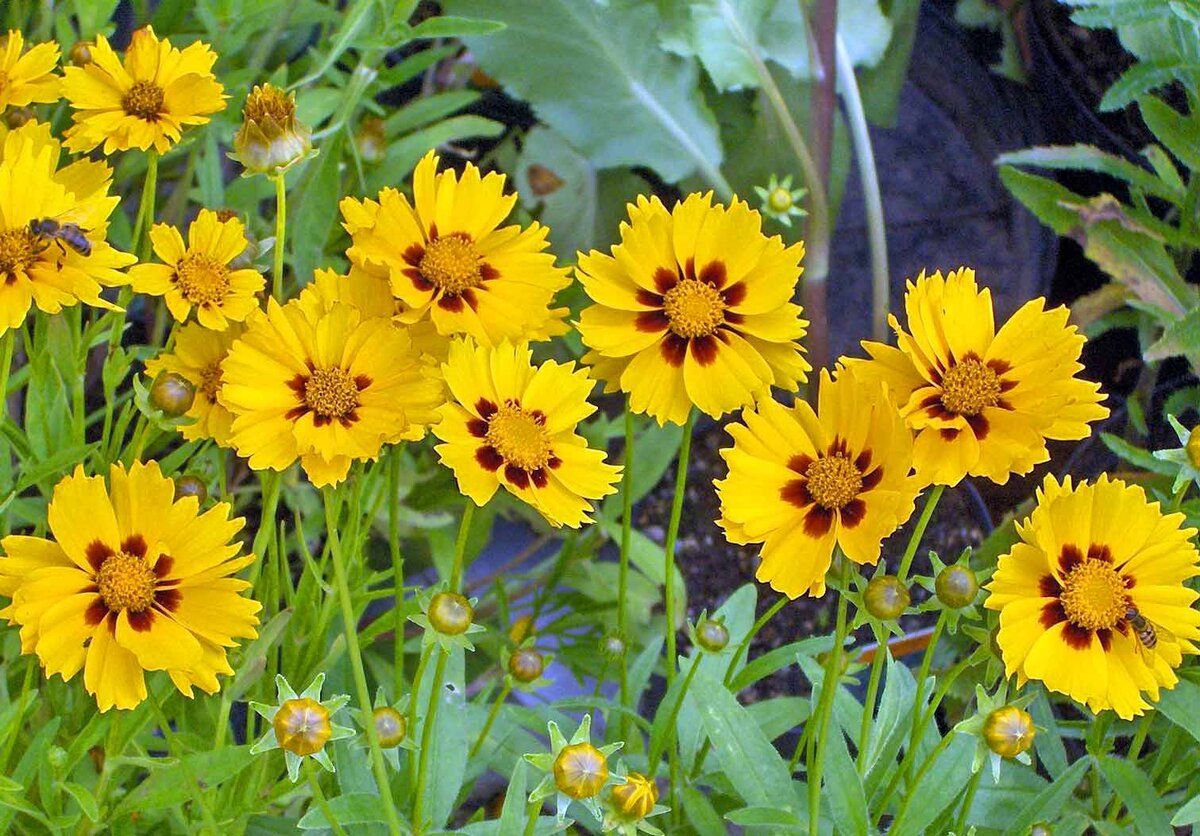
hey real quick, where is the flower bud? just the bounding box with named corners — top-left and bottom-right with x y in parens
top-left (1187, 427), bottom-right (1200, 469)
top-left (983, 706), bottom-right (1035, 759)
top-left (373, 706), bottom-right (407, 748)
top-left (508, 614), bottom-right (535, 645)
top-left (174, 474), bottom-right (208, 504)
top-left (428, 592), bottom-right (473, 635)
top-left (5, 107), bottom-right (34, 129)
top-left (695, 619), bottom-right (729, 653)
top-left (69, 40), bottom-right (93, 66)
top-left (767, 187), bottom-right (793, 213)
top-left (600, 633), bottom-right (626, 661)
top-left (864, 575), bottom-right (910, 620)
top-left (231, 84), bottom-right (313, 175)
top-left (935, 565), bottom-right (979, 609)
top-left (273, 697), bottom-right (332, 756)
top-left (47, 746), bottom-right (68, 771)
top-left (553, 742), bottom-right (608, 799)
top-left (610, 772), bottom-right (658, 821)
top-left (150, 372), bottom-right (196, 417)
top-left (508, 648), bottom-right (545, 683)
top-left (1030, 824), bottom-right (1052, 836)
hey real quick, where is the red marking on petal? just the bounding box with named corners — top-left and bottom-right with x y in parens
top-left (803, 505), bottom-right (834, 537)
top-left (841, 499), bottom-right (866, 528)
top-left (84, 598), bottom-right (108, 626)
top-left (1039, 600), bottom-right (1067, 629)
top-left (155, 588), bottom-right (181, 613)
top-left (721, 282), bottom-right (746, 307)
top-left (1061, 622), bottom-right (1093, 651)
top-left (438, 293), bottom-right (465, 312)
top-left (827, 437), bottom-right (850, 457)
top-left (684, 258), bottom-right (697, 281)
top-left (462, 288), bottom-right (479, 310)
top-left (85, 541), bottom-right (113, 572)
top-left (1039, 575), bottom-right (1062, 597)
top-left (699, 261), bottom-right (726, 288)
top-left (787, 454), bottom-right (813, 474)
top-left (781, 479), bottom-right (813, 508)
top-left (476, 446), bottom-right (503, 471)
top-left (636, 289), bottom-right (662, 307)
top-left (1097, 628), bottom-right (1112, 651)
top-left (121, 535), bottom-right (147, 557)
top-left (505, 466), bottom-right (530, 489)
top-left (530, 410), bottom-right (546, 425)
top-left (653, 267), bottom-right (677, 294)
top-left (286, 374), bottom-right (307, 395)
top-left (987, 358), bottom-right (1012, 375)
top-left (690, 335), bottom-right (718, 366)
top-left (861, 467), bottom-right (884, 491)
top-left (548, 455), bottom-right (562, 469)
top-left (402, 244), bottom-right (424, 267)
top-left (406, 269), bottom-right (433, 292)
top-left (153, 556), bottom-right (174, 579)
top-left (660, 334), bottom-right (688, 367)
top-left (284, 406), bottom-right (309, 421)
top-left (1088, 544), bottom-right (1113, 563)
top-left (854, 450), bottom-right (872, 471)
top-left (939, 428), bottom-right (959, 441)
top-left (635, 310), bottom-right (670, 333)
top-left (127, 609), bottom-right (155, 631)
top-left (480, 263), bottom-right (499, 282)
top-left (428, 223), bottom-right (440, 240)
top-left (967, 413), bottom-right (989, 440)
top-left (531, 468), bottom-right (548, 488)
top-left (354, 374), bottom-right (372, 391)
top-left (1059, 545), bottom-right (1083, 574)
top-left (476, 399), bottom-right (498, 419)
top-left (1123, 575), bottom-right (1136, 589)
top-left (467, 419), bottom-right (488, 438)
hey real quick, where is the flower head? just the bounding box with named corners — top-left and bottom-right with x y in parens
top-left (230, 83), bottom-right (314, 175)
top-left (985, 474), bottom-right (1200, 719)
top-left (340, 150), bottom-right (571, 345)
top-left (525, 714), bottom-right (623, 822)
top-left (845, 268), bottom-right (1108, 486)
top-left (144, 322), bottom-right (243, 446)
top-left (130, 210), bottom-right (264, 330)
top-left (220, 297), bottom-right (443, 487)
top-left (577, 192), bottom-right (810, 425)
top-left (0, 122), bottom-right (134, 334)
top-left (604, 771), bottom-right (667, 835)
top-left (433, 339), bottom-right (621, 528)
top-left (0, 461), bottom-right (261, 712)
top-left (62, 26), bottom-right (226, 154)
top-left (954, 682), bottom-right (1037, 781)
top-left (250, 673), bottom-right (353, 782)
top-left (0, 31), bottom-right (62, 109)
top-left (716, 368), bottom-right (922, 598)
top-left (408, 586), bottom-right (485, 652)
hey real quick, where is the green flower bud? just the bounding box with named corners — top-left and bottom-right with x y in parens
top-left (864, 575), bottom-right (910, 620)
top-left (935, 565), bottom-right (979, 609)
top-left (150, 371), bottom-right (195, 417)
top-left (428, 592), bottom-right (473, 636)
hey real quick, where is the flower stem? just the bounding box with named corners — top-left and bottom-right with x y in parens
top-left (663, 410), bottom-right (696, 689)
top-left (468, 681), bottom-right (511, 760)
top-left (272, 172), bottom-right (287, 300)
top-left (411, 646), bottom-right (449, 834)
top-left (449, 502), bottom-right (475, 592)
top-left (1105, 713), bottom-right (1154, 820)
top-left (897, 484), bottom-right (944, 583)
top-left (617, 406), bottom-right (636, 729)
top-left (806, 566), bottom-right (850, 836)
top-left (523, 798), bottom-right (541, 835)
top-left (322, 488), bottom-right (404, 836)
top-left (306, 760), bottom-right (348, 836)
top-left (855, 645), bottom-right (888, 774)
top-left (130, 151), bottom-right (158, 260)
top-left (389, 451), bottom-right (406, 700)
top-left (146, 688), bottom-right (220, 834)
top-left (905, 612), bottom-right (947, 781)
top-left (953, 767), bottom-right (983, 833)
top-left (889, 734), bottom-right (955, 831)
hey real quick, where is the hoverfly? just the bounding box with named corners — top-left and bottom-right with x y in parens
top-left (29, 217), bottom-right (92, 257)
top-left (1126, 604), bottom-right (1175, 661)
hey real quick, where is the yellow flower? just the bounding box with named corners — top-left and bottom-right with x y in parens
top-left (0, 122), bottom-right (134, 334)
top-left (610, 772), bottom-right (659, 821)
top-left (144, 322), bottom-right (242, 446)
top-left (230, 83), bottom-right (313, 175)
top-left (576, 193), bottom-right (810, 426)
top-left (844, 268), bottom-right (1108, 486)
top-left (219, 298), bottom-right (443, 487)
top-left (716, 368), bottom-right (921, 598)
top-left (0, 461), bottom-right (261, 712)
top-left (433, 340), bottom-right (621, 529)
top-left (130, 209), bottom-right (264, 330)
top-left (0, 30), bottom-right (62, 109)
top-left (61, 26), bottom-right (226, 154)
top-left (985, 474), bottom-right (1200, 720)
top-left (339, 150), bottom-right (571, 345)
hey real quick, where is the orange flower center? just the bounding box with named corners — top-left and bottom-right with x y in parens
top-left (1059, 557), bottom-right (1127, 631)
top-left (304, 368), bottom-right (359, 420)
top-left (243, 84), bottom-right (295, 126)
top-left (175, 254), bottom-right (230, 305)
top-left (96, 551), bottom-right (157, 613)
top-left (273, 697), bottom-right (332, 757)
top-left (419, 235), bottom-right (481, 295)
top-left (662, 278), bottom-right (724, 338)
top-left (553, 742), bottom-right (608, 799)
top-left (486, 404), bottom-right (551, 471)
top-left (805, 454), bottom-right (862, 510)
top-left (0, 227), bottom-right (38, 280)
top-left (198, 362), bottom-right (222, 402)
top-left (940, 358), bottom-right (1002, 416)
top-left (122, 80), bottom-right (166, 121)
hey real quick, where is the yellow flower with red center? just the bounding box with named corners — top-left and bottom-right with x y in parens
top-left (576, 192), bottom-right (810, 426)
top-left (61, 26), bottom-right (226, 154)
top-left (0, 30), bottom-right (62, 109)
top-left (716, 368), bottom-right (921, 598)
top-left (219, 298), bottom-right (443, 487)
top-left (144, 322), bottom-right (242, 446)
top-left (0, 462), bottom-right (260, 712)
top-left (433, 339), bottom-right (621, 529)
top-left (130, 209), bottom-right (264, 330)
top-left (0, 122), bottom-right (134, 334)
top-left (985, 474), bottom-right (1200, 719)
top-left (339, 150), bottom-right (571, 345)
top-left (844, 268), bottom-right (1108, 486)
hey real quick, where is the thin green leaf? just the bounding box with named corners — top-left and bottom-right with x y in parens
top-left (997, 144), bottom-right (1184, 202)
top-left (1171, 793), bottom-right (1200, 826)
top-left (1140, 96), bottom-right (1200, 171)
top-left (1001, 758), bottom-right (1089, 836)
top-left (823, 724), bottom-right (868, 836)
top-left (298, 792), bottom-right (388, 829)
top-left (57, 783), bottom-right (100, 823)
top-left (1097, 754), bottom-right (1171, 835)
top-left (409, 15), bottom-right (504, 38)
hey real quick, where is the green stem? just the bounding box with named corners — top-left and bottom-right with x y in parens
top-left (0, 660), bottom-right (34, 775)
top-left (406, 643), bottom-right (433, 747)
top-left (389, 451), bottom-right (406, 701)
top-left (889, 734), bottom-right (955, 832)
top-left (306, 760), bottom-right (348, 836)
top-left (953, 767), bottom-right (983, 834)
top-left (855, 645), bottom-right (888, 773)
top-left (834, 35), bottom-right (889, 343)
top-left (648, 655), bottom-right (703, 773)
top-left (411, 647), bottom-right (449, 834)
top-left (247, 471), bottom-right (282, 592)
top-left (322, 489), bottom-right (404, 836)
top-left (272, 172), bottom-right (287, 300)
top-left (617, 406), bottom-right (636, 729)
top-left (1106, 714), bottom-right (1154, 820)
top-left (146, 689), bottom-right (220, 834)
top-left (449, 502), bottom-right (475, 592)
top-left (897, 485), bottom-right (944, 583)
top-left (663, 410), bottom-right (697, 689)
top-left (905, 613), bottom-right (947, 782)
top-left (468, 681), bottom-right (511, 761)
top-left (69, 307), bottom-right (86, 445)
top-left (0, 328), bottom-right (13, 428)
top-left (807, 568), bottom-right (850, 836)
top-left (523, 798), bottom-right (540, 835)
